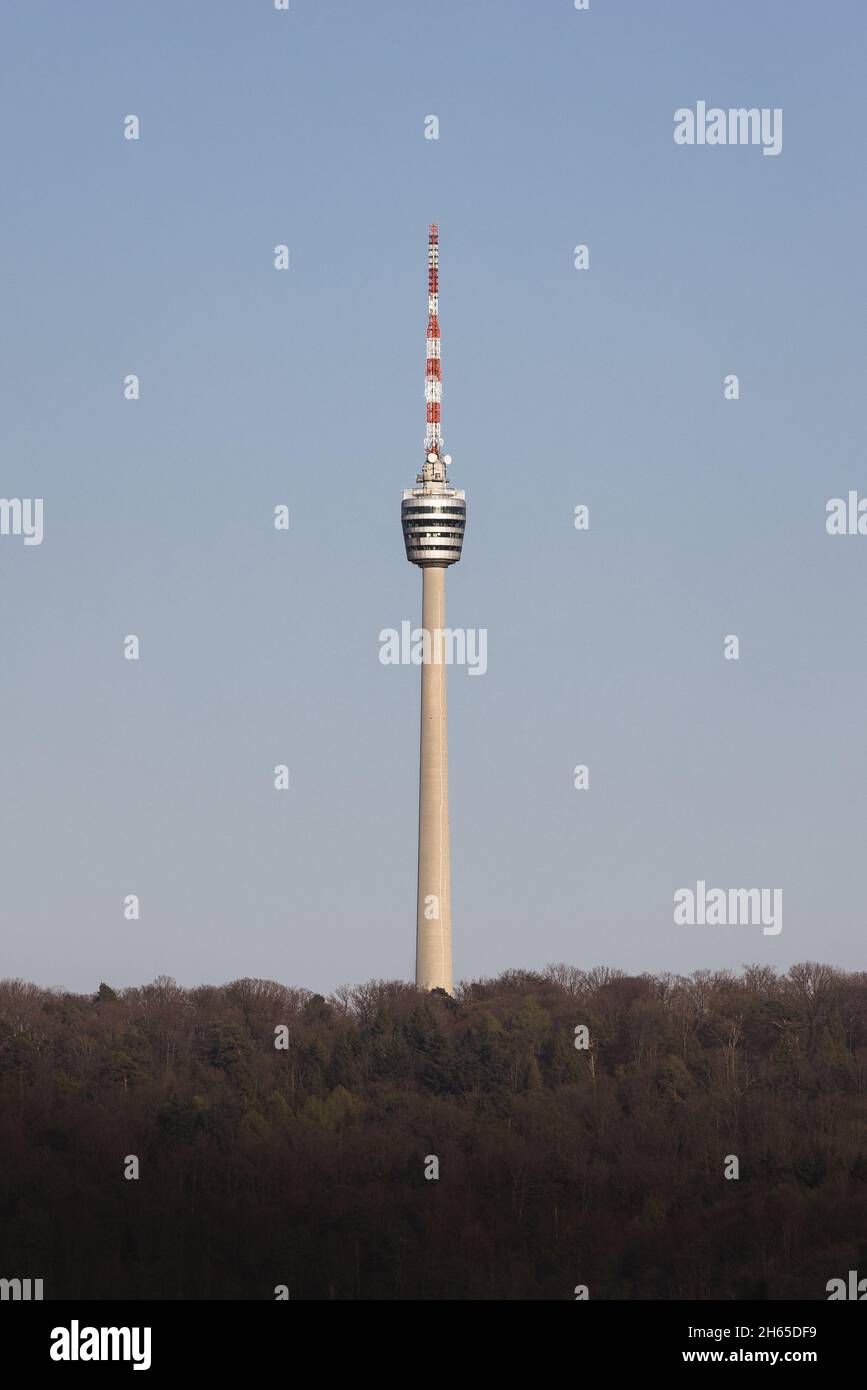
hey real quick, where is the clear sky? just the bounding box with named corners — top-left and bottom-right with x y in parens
top-left (2, 1), bottom-right (865, 993)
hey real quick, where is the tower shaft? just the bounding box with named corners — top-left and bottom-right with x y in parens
top-left (415, 564), bottom-right (452, 992)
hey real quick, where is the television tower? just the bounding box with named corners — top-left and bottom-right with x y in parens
top-left (401, 224), bottom-right (466, 994)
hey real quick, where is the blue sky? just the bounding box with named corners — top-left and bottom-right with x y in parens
top-left (2, 1), bottom-right (865, 991)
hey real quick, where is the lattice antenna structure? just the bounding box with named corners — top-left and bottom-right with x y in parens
top-left (424, 223), bottom-right (443, 459)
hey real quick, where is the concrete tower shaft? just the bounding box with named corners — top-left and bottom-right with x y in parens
top-left (415, 563), bottom-right (453, 992)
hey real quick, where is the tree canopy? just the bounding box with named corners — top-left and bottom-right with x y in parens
top-left (0, 963), bottom-right (865, 1299)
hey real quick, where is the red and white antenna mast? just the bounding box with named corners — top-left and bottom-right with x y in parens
top-left (425, 223), bottom-right (443, 460)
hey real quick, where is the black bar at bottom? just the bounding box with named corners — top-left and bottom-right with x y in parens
top-left (3, 1298), bottom-right (862, 1376)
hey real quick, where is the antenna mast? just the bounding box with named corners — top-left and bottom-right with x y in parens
top-left (424, 223), bottom-right (443, 464)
